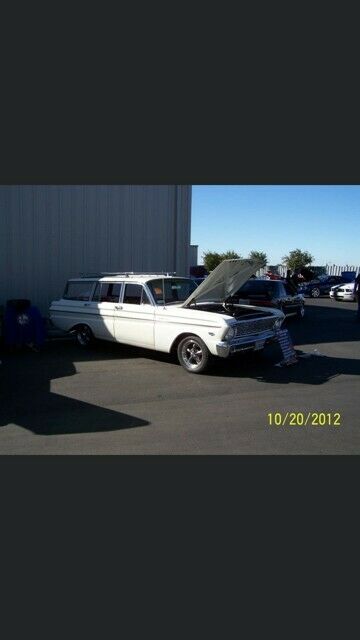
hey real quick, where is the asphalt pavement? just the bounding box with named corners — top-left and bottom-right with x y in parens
top-left (0, 298), bottom-right (359, 454)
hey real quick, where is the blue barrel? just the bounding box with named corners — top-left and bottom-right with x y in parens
top-left (4, 300), bottom-right (46, 348)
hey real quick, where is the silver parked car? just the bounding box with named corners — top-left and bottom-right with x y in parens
top-left (330, 282), bottom-right (356, 302)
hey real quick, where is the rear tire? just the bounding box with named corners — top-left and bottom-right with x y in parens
top-left (177, 335), bottom-right (210, 374)
top-left (74, 324), bottom-right (93, 347)
top-left (311, 287), bottom-right (320, 298)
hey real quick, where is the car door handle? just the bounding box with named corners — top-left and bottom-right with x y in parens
top-left (114, 305), bottom-right (123, 310)
top-left (84, 302), bottom-right (90, 306)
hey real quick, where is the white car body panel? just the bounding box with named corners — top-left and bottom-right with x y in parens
top-left (154, 304), bottom-right (229, 355)
top-left (114, 302), bottom-right (155, 348)
top-left (330, 282), bottom-right (355, 301)
top-left (49, 260), bottom-right (285, 362)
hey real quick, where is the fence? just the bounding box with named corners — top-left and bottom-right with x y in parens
top-left (256, 265), bottom-right (360, 278)
top-left (255, 266), bottom-right (289, 278)
top-left (325, 264), bottom-right (360, 276)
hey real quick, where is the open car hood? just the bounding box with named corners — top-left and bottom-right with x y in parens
top-left (182, 258), bottom-right (265, 307)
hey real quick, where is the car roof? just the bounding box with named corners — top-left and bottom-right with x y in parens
top-left (67, 274), bottom-right (192, 284)
top-left (241, 279), bottom-right (284, 285)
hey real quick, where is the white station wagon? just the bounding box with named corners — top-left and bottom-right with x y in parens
top-left (49, 259), bottom-right (285, 374)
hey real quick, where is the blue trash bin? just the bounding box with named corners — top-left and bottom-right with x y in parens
top-left (4, 300), bottom-right (46, 348)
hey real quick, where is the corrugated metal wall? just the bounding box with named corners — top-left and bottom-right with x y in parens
top-left (0, 185), bottom-right (192, 314)
top-left (189, 245), bottom-right (198, 267)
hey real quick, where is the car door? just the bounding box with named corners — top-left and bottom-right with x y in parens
top-left (113, 282), bottom-right (155, 348)
top-left (87, 281), bottom-right (123, 340)
top-left (60, 280), bottom-right (97, 326)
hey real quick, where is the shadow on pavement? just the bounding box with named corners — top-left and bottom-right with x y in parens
top-left (255, 351), bottom-right (360, 386)
top-left (209, 344), bottom-right (360, 386)
top-left (0, 344), bottom-right (149, 435)
top-left (285, 301), bottom-right (359, 347)
top-left (0, 299), bottom-right (359, 436)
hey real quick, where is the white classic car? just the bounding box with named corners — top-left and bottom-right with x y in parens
top-left (49, 259), bottom-right (285, 374)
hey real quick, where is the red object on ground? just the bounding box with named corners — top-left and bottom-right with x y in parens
top-left (265, 271), bottom-right (282, 280)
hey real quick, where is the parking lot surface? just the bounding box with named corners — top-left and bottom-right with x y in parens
top-left (0, 298), bottom-right (359, 454)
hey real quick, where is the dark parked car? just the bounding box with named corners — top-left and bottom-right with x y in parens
top-left (192, 277), bottom-right (206, 286)
top-left (297, 275), bottom-right (348, 298)
top-left (232, 279), bottom-right (305, 319)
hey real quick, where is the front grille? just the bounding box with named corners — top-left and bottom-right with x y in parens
top-left (235, 317), bottom-right (276, 337)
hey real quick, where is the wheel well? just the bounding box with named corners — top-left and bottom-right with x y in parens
top-left (69, 322), bottom-right (91, 334)
top-left (170, 332), bottom-right (199, 354)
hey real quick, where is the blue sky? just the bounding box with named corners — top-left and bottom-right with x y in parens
top-left (191, 186), bottom-right (360, 266)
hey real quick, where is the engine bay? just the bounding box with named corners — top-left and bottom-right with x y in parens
top-left (190, 301), bottom-right (272, 319)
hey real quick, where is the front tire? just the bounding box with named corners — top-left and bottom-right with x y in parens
top-left (177, 335), bottom-right (210, 374)
top-left (74, 324), bottom-right (93, 347)
top-left (311, 287), bottom-right (320, 298)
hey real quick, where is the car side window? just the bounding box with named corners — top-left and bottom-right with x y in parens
top-left (141, 288), bottom-right (152, 305)
top-left (238, 282), bottom-right (264, 297)
top-left (266, 283), bottom-right (278, 297)
top-left (92, 282), bottom-right (122, 303)
top-left (92, 283), bottom-right (101, 301)
top-left (238, 281), bottom-right (254, 295)
top-left (63, 281), bottom-right (95, 301)
top-left (123, 284), bottom-right (143, 305)
top-left (244, 282), bottom-right (268, 298)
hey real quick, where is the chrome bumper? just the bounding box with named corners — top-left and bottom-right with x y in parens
top-left (216, 330), bottom-right (277, 358)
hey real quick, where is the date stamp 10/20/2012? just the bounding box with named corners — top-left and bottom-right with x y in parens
top-left (268, 412), bottom-right (341, 427)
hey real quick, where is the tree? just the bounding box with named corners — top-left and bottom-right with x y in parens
top-left (221, 250), bottom-right (241, 261)
top-left (202, 250), bottom-right (241, 272)
top-left (202, 251), bottom-right (222, 272)
top-left (248, 250), bottom-right (267, 266)
top-left (281, 249), bottom-right (314, 271)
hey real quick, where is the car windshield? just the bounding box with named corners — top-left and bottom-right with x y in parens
top-left (148, 278), bottom-right (197, 305)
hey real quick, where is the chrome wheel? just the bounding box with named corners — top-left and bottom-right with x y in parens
top-left (311, 287), bottom-right (320, 298)
top-left (76, 325), bottom-right (93, 347)
top-left (177, 335), bottom-right (210, 373)
top-left (183, 340), bottom-right (203, 368)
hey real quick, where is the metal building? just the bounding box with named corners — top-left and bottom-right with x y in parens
top-left (0, 185), bottom-right (192, 315)
top-left (189, 244), bottom-right (199, 268)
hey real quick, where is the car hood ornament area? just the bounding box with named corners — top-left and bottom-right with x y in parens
top-left (182, 258), bottom-right (265, 307)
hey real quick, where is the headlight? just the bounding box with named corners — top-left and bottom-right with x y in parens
top-left (274, 318), bottom-right (283, 329)
top-left (225, 326), bottom-right (236, 340)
